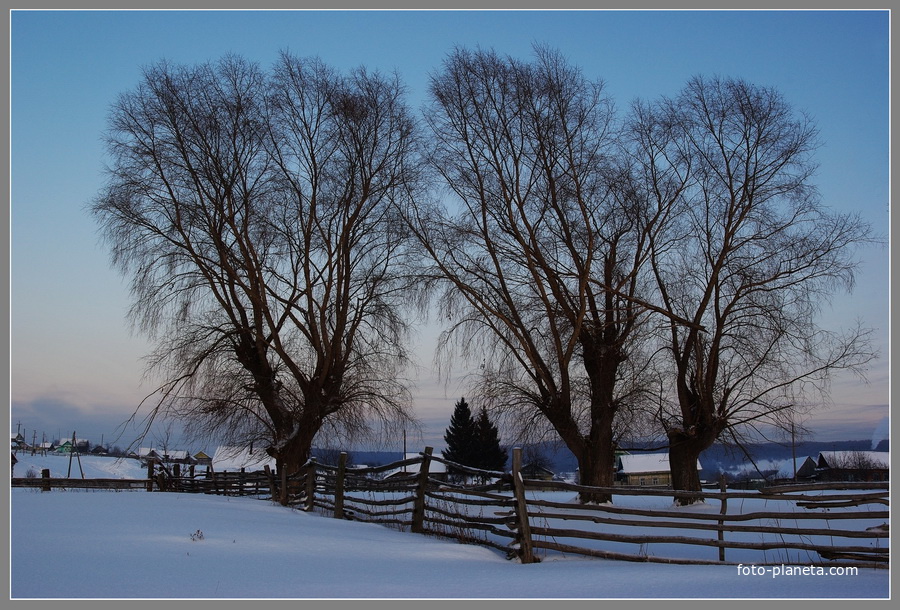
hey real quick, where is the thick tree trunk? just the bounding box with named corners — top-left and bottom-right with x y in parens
top-left (667, 429), bottom-right (714, 505)
top-left (575, 442), bottom-right (616, 504)
top-left (550, 400), bottom-right (617, 504)
top-left (272, 428), bottom-right (316, 477)
top-left (576, 336), bottom-right (622, 504)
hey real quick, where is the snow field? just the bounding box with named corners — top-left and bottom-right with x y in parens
top-left (9, 454), bottom-right (889, 599)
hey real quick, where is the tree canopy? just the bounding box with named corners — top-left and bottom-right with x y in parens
top-left (93, 48), bottom-right (875, 505)
top-left (92, 53), bottom-right (422, 476)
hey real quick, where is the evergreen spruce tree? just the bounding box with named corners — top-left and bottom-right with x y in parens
top-left (474, 407), bottom-right (508, 472)
top-left (442, 397), bottom-right (477, 474)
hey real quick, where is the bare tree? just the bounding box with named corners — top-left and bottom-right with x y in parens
top-left (630, 76), bottom-right (875, 503)
top-left (409, 46), bottom-right (664, 502)
top-left (92, 53), bottom-right (421, 477)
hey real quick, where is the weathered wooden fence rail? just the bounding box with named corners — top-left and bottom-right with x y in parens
top-left (12, 448), bottom-right (888, 569)
top-left (516, 477), bottom-right (887, 568)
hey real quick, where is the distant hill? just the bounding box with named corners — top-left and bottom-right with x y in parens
top-left (696, 439), bottom-right (886, 476)
top-left (316, 438), bottom-right (889, 477)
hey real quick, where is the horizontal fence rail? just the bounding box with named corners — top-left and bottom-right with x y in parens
top-left (13, 448), bottom-right (888, 568)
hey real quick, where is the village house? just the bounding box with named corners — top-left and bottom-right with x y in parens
top-left (193, 451), bottom-right (213, 467)
top-left (520, 462), bottom-right (555, 481)
top-left (816, 451), bottom-right (889, 482)
top-left (615, 452), bottom-right (703, 488)
top-left (135, 447), bottom-right (198, 468)
top-left (53, 439), bottom-right (74, 454)
top-left (158, 449), bottom-right (195, 465)
top-left (10, 433), bottom-right (25, 453)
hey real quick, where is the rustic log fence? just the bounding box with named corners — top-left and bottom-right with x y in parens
top-left (12, 448), bottom-right (888, 569)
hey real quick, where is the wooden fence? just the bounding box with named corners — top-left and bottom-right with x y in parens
top-left (12, 448), bottom-right (888, 569)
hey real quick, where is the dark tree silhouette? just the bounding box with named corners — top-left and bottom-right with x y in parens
top-left (92, 53), bottom-right (421, 478)
top-left (409, 46), bottom-right (667, 502)
top-left (629, 76), bottom-right (875, 503)
top-left (442, 397), bottom-right (477, 474)
top-left (474, 406), bottom-right (508, 472)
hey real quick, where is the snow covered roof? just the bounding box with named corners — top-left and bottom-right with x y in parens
top-left (817, 451), bottom-right (889, 469)
top-left (159, 449), bottom-right (190, 460)
top-left (212, 445), bottom-right (277, 472)
top-left (135, 447), bottom-right (191, 461)
top-left (617, 452), bottom-right (701, 474)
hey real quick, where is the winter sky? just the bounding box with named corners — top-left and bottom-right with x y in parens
top-left (9, 9), bottom-right (890, 452)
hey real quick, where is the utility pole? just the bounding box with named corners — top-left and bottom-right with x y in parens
top-left (67, 430), bottom-right (85, 479)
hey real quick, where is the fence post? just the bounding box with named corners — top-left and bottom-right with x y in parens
top-left (264, 465), bottom-right (277, 502)
top-left (305, 458), bottom-right (317, 512)
top-left (511, 447), bottom-right (537, 564)
top-left (279, 465), bottom-right (288, 505)
top-left (334, 452), bottom-right (348, 519)
top-left (146, 461), bottom-right (154, 492)
top-left (718, 473), bottom-right (727, 562)
top-left (411, 446), bottom-right (433, 534)
top-left (41, 468), bottom-right (50, 492)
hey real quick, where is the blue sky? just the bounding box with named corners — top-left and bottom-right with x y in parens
top-left (9, 10), bottom-right (890, 451)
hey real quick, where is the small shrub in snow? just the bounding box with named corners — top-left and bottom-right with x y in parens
top-left (190, 529), bottom-right (204, 542)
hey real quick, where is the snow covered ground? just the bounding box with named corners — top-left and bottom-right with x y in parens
top-left (9, 454), bottom-right (891, 599)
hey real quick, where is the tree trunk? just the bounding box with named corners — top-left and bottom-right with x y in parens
top-left (550, 408), bottom-right (616, 504)
top-left (575, 444), bottom-right (615, 504)
top-left (270, 418), bottom-right (319, 478)
top-left (667, 430), bottom-right (709, 505)
top-left (576, 337), bottom-right (622, 504)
